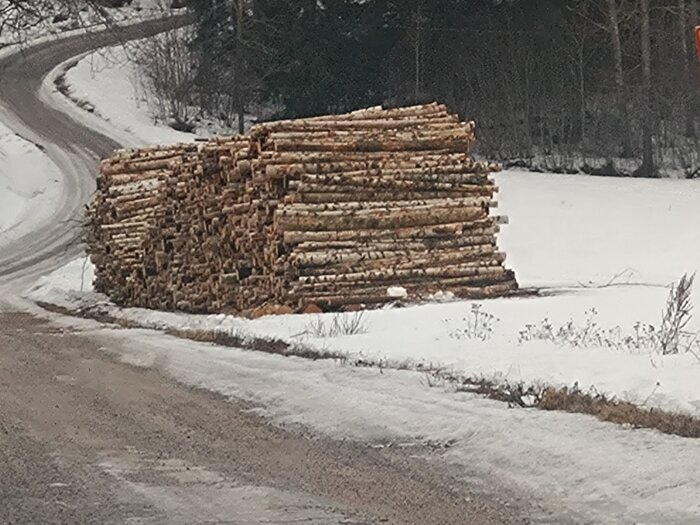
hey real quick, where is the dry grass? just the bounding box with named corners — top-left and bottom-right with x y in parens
top-left (538, 386), bottom-right (700, 438)
top-left (444, 370), bottom-right (700, 439)
top-left (165, 327), bottom-right (348, 362)
top-left (659, 273), bottom-right (695, 354)
top-left (303, 311), bottom-right (369, 338)
top-left (36, 301), bottom-right (700, 439)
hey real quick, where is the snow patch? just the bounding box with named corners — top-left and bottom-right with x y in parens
top-left (27, 256), bottom-right (94, 303)
top-left (0, 123), bottom-right (63, 247)
top-left (386, 286), bottom-right (408, 299)
top-left (55, 46), bottom-right (196, 147)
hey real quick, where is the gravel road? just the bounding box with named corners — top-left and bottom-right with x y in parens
top-left (0, 312), bottom-right (531, 524)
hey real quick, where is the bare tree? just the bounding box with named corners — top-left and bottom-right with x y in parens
top-left (0, 0), bottom-right (113, 41)
top-left (688, 0), bottom-right (700, 135)
top-left (676, 0), bottom-right (698, 137)
top-left (638, 0), bottom-right (656, 176)
top-left (233, 0), bottom-right (245, 134)
top-left (565, 2), bottom-right (600, 149)
top-left (132, 26), bottom-right (199, 131)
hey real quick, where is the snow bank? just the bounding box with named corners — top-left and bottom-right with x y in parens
top-left (0, 123), bottom-right (63, 247)
top-left (27, 256), bottom-right (94, 303)
top-left (48, 39), bottom-right (242, 147)
top-left (56, 46), bottom-right (195, 147)
top-left (99, 328), bottom-right (700, 524)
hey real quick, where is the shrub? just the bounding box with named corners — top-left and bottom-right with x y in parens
top-left (449, 303), bottom-right (499, 341)
top-left (518, 273), bottom-right (700, 355)
top-left (304, 312), bottom-right (369, 338)
top-left (659, 273), bottom-right (695, 355)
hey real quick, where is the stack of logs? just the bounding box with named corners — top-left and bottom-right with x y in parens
top-left (86, 103), bottom-right (518, 315)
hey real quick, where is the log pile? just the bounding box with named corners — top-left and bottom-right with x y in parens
top-left (87, 137), bottom-right (254, 312)
top-left (86, 103), bottom-right (518, 315)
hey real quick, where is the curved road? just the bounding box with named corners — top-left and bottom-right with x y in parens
top-left (0, 17), bottom-right (536, 525)
top-left (0, 16), bottom-right (185, 284)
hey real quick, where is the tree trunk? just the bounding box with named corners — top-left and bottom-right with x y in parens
top-left (678, 0), bottom-right (696, 138)
top-left (413, 0), bottom-right (424, 100)
top-left (606, 0), bottom-right (633, 158)
top-left (690, 0), bottom-right (700, 136)
top-left (639, 0), bottom-right (656, 176)
top-left (235, 0), bottom-right (246, 135)
top-left (578, 40), bottom-right (587, 146)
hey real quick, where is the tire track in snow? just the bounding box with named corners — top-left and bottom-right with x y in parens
top-left (0, 16), bottom-right (187, 291)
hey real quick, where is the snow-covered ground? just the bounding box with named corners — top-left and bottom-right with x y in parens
top-left (55, 45), bottom-right (197, 146)
top-left (29, 171), bottom-right (700, 417)
top-left (87, 325), bottom-right (700, 525)
top-left (0, 122), bottom-right (64, 246)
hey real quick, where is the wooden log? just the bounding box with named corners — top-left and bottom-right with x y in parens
top-left (291, 271), bottom-right (510, 296)
top-left (106, 179), bottom-right (164, 196)
top-left (291, 170), bottom-right (492, 184)
top-left (310, 103), bottom-right (452, 121)
top-left (287, 189), bottom-right (496, 204)
top-left (293, 234), bottom-right (496, 253)
top-left (278, 197), bottom-right (492, 215)
top-left (101, 157), bottom-right (186, 176)
top-left (282, 220), bottom-right (498, 244)
top-left (287, 244), bottom-right (499, 268)
top-left (263, 162), bottom-right (501, 179)
top-left (255, 151), bottom-right (475, 165)
top-left (264, 125), bottom-right (472, 142)
top-left (296, 262), bottom-right (506, 285)
top-left (295, 251), bottom-right (505, 276)
top-left (252, 103), bottom-right (448, 128)
top-left (278, 206), bottom-right (490, 232)
top-left (102, 170), bottom-right (171, 185)
top-left (255, 117), bottom-right (460, 132)
top-left (271, 137), bottom-right (472, 153)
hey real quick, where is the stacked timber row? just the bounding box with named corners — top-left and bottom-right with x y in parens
top-left (248, 104), bottom-right (516, 310)
top-left (87, 136), bottom-right (254, 312)
top-left (86, 103), bottom-right (518, 315)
